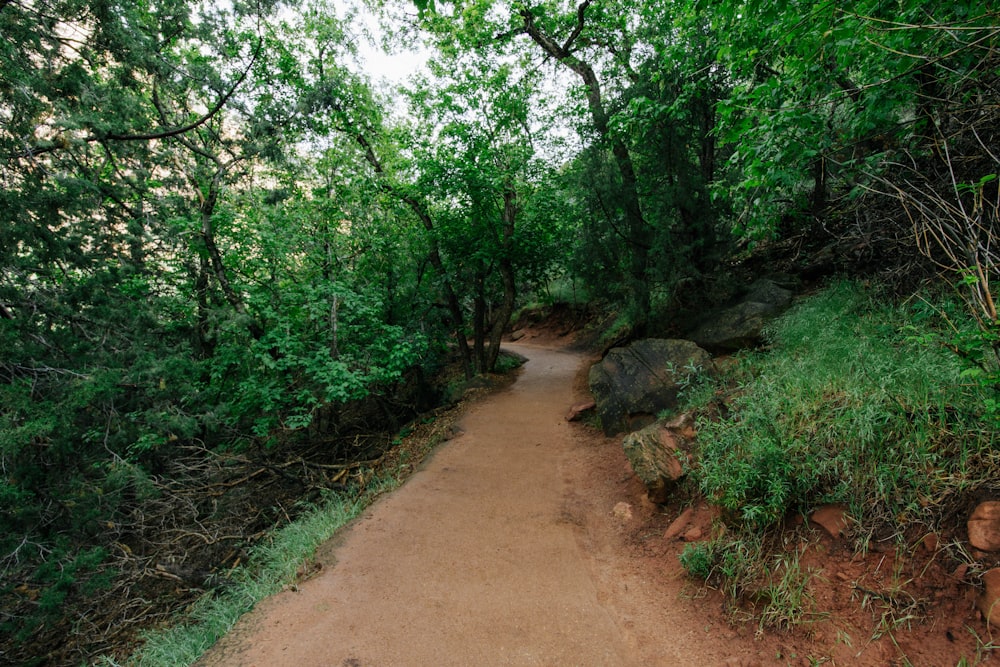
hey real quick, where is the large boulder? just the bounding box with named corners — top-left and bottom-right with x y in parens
top-left (688, 277), bottom-right (796, 351)
top-left (588, 338), bottom-right (714, 435)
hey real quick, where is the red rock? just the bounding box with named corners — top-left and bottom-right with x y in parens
top-left (565, 400), bottom-right (596, 422)
top-left (809, 504), bottom-right (849, 538)
top-left (919, 532), bottom-right (940, 553)
top-left (682, 526), bottom-right (703, 542)
top-left (977, 568), bottom-right (1000, 628)
top-left (663, 507), bottom-right (695, 541)
top-left (968, 501), bottom-right (1000, 551)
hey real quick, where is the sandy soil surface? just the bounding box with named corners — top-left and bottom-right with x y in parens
top-left (196, 344), bottom-right (745, 666)
top-left (196, 340), bottom-right (988, 667)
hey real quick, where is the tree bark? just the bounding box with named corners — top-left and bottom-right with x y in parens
top-left (485, 184), bottom-right (519, 373)
top-left (473, 268), bottom-right (487, 373)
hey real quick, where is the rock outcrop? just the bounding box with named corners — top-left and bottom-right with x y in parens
top-left (687, 277), bottom-right (797, 351)
top-left (588, 339), bottom-right (714, 435)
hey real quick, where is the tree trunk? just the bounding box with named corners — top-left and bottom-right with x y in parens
top-left (518, 4), bottom-right (651, 320)
top-left (191, 257), bottom-right (214, 359)
top-left (354, 132), bottom-right (473, 378)
top-left (485, 185), bottom-right (519, 372)
top-left (473, 268), bottom-right (487, 374)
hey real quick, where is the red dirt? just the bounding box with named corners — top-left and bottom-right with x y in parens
top-left (197, 339), bottom-right (994, 667)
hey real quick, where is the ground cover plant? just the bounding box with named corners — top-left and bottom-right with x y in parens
top-left (682, 282), bottom-right (1000, 627)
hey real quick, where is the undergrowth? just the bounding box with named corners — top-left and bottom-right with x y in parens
top-left (682, 281), bottom-right (1000, 627)
top-left (94, 473), bottom-right (400, 667)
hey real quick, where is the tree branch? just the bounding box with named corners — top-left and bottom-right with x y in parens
top-left (562, 0), bottom-right (591, 53)
top-left (104, 38), bottom-right (262, 142)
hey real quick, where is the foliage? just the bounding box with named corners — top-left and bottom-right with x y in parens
top-left (711, 1), bottom-right (999, 238)
top-left (679, 283), bottom-right (999, 629)
top-left (2, 0), bottom-right (999, 658)
top-left (697, 283), bottom-right (995, 534)
top-left (0, 1), bottom-right (449, 660)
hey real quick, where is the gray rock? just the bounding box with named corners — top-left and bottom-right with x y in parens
top-left (688, 277), bottom-right (795, 351)
top-left (588, 339), bottom-right (713, 435)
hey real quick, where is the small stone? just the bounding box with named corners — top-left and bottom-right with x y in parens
top-left (664, 507), bottom-right (695, 541)
top-left (622, 418), bottom-right (696, 504)
top-left (968, 501), bottom-right (1000, 551)
top-left (682, 526), bottom-right (703, 542)
top-left (920, 532), bottom-right (940, 553)
top-left (952, 563), bottom-right (970, 581)
top-left (977, 568), bottom-right (1000, 628)
top-left (810, 504), bottom-right (849, 538)
top-left (611, 501), bottom-right (633, 522)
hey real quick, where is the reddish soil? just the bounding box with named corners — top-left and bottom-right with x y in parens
top-left (197, 336), bottom-right (995, 667)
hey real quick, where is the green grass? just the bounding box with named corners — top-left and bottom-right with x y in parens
top-left (681, 281), bottom-right (1000, 628)
top-left (95, 473), bottom-right (401, 667)
top-left (696, 282), bottom-right (996, 535)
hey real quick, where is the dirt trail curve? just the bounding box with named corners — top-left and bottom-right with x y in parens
top-left (198, 343), bottom-right (740, 667)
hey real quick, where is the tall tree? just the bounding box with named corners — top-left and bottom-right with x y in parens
top-left (404, 55), bottom-right (552, 372)
top-left (413, 0), bottom-right (728, 325)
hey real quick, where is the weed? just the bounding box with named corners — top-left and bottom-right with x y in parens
top-left (680, 541), bottom-right (717, 580)
top-left (694, 282), bottom-right (997, 537)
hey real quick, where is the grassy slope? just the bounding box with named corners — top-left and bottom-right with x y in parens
top-left (679, 281), bottom-right (999, 627)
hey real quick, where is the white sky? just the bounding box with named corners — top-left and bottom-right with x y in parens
top-left (337, 0), bottom-right (430, 87)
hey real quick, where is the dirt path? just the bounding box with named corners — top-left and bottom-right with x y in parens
top-left (197, 344), bottom-right (746, 667)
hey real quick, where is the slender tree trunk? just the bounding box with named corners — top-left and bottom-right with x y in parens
top-left (473, 269), bottom-right (487, 374)
top-left (354, 133), bottom-right (473, 378)
top-left (191, 257), bottom-right (213, 359)
top-left (485, 185), bottom-right (519, 372)
top-left (518, 4), bottom-right (651, 321)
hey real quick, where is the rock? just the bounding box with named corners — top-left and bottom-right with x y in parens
top-left (611, 502), bottom-right (633, 522)
top-left (968, 501), bottom-right (1000, 551)
top-left (809, 504), bottom-right (849, 538)
top-left (589, 339), bottom-right (714, 435)
top-left (978, 568), bottom-right (1000, 628)
top-left (664, 507), bottom-right (696, 540)
top-left (622, 416), bottom-right (695, 503)
top-left (682, 526), bottom-right (703, 541)
top-left (565, 400), bottom-right (596, 422)
top-left (688, 277), bottom-right (796, 352)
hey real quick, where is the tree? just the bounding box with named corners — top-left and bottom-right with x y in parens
top-left (412, 0), bottom-right (729, 325)
top-left (403, 54), bottom-right (553, 372)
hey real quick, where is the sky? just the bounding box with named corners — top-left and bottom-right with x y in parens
top-left (337, 0), bottom-right (430, 87)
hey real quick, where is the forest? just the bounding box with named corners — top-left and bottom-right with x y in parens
top-left (1, 0), bottom-right (998, 664)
